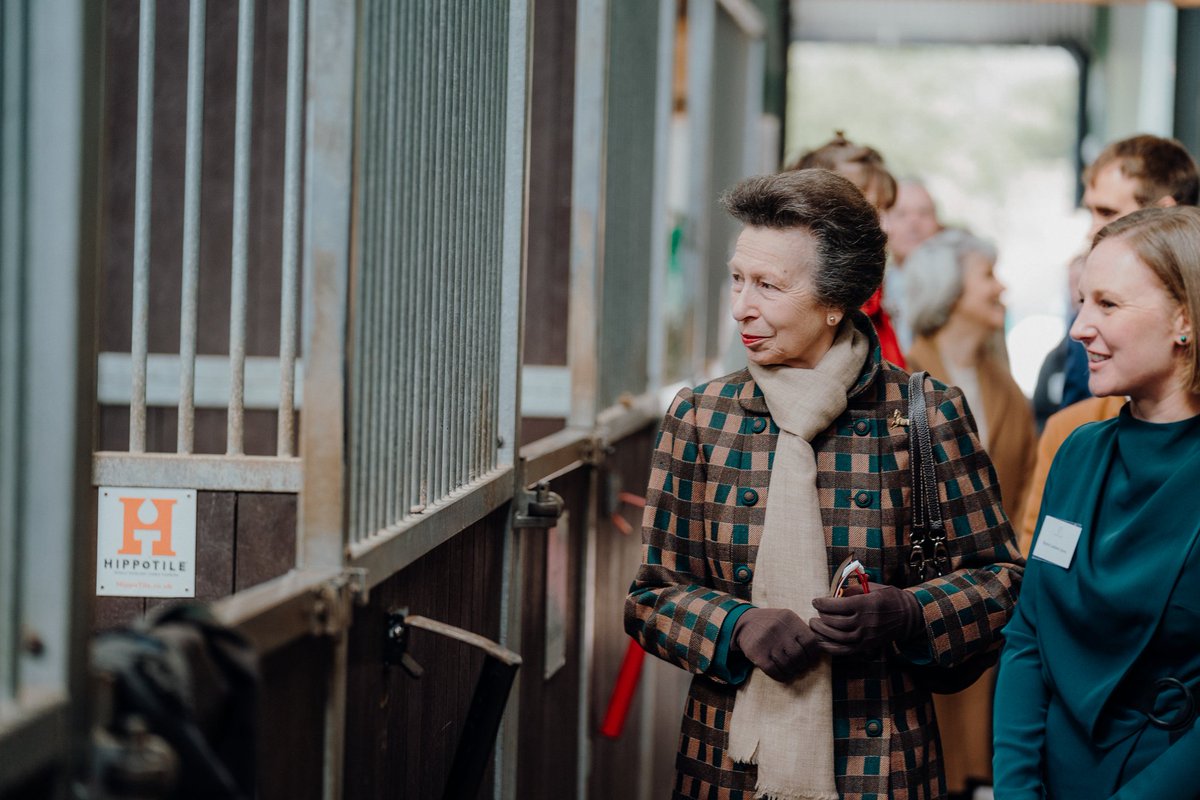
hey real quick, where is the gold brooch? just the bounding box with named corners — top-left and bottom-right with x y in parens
top-left (889, 410), bottom-right (910, 429)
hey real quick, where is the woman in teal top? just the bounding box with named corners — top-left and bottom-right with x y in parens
top-left (994, 206), bottom-right (1200, 798)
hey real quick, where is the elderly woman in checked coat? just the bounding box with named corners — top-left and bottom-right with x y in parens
top-left (624, 169), bottom-right (1024, 800)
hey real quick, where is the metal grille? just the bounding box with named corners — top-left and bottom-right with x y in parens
top-left (0, 0), bottom-right (28, 706)
top-left (597, 0), bottom-right (661, 409)
top-left (348, 0), bottom-right (514, 544)
top-left (94, 0), bottom-right (306, 490)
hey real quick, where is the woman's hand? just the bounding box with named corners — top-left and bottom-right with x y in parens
top-left (732, 607), bottom-right (821, 682)
top-left (809, 583), bottom-right (924, 656)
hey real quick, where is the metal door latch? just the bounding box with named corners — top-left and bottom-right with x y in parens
top-left (384, 608), bottom-right (523, 800)
top-left (513, 481), bottom-right (564, 529)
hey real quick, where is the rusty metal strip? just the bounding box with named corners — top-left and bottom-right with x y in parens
top-left (92, 452), bottom-right (301, 493)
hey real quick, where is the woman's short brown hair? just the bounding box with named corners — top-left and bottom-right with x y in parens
top-left (1094, 205), bottom-right (1200, 393)
top-left (721, 168), bottom-right (888, 312)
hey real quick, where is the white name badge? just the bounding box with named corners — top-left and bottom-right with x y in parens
top-left (1031, 516), bottom-right (1083, 569)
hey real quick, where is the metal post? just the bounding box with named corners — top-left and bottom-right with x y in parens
top-left (129, 0), bottom-right (156, 453)
top-left (567, 0), bottom-right (610, 429)
top-left (178, 0), bottom-right (206, 455)
top-left (227, 0), bottom-right (255, 456)
top-left (277, 0), bottom-right (306, 457)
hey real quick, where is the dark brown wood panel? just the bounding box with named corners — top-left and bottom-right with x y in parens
top-left (343, 508), bottom-right (508, 800)
top-left (515, 466), bottom-right (590, 799)
top-left (518, 416), bottom-right (567, 449)
top-left (235, 493), bottom-right (297, 591)
top-left (256, 634), bottom-right (330, 800)
top-left (522, 0), bottom-right (576, 368)
top-left (590, 425), bottom-right (675, 799)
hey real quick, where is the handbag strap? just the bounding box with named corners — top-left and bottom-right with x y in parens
top-left (907, 371), bottom-right (948, 581)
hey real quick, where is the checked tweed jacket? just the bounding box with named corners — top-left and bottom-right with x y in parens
top-left (624, 317), bottom-right (1024, 800)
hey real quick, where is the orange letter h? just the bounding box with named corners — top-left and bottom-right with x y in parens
top-left (117, 497), bottom-right (177, 556)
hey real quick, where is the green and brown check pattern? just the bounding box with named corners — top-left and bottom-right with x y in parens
top-left (625, 316), bottom-right (1024, 800)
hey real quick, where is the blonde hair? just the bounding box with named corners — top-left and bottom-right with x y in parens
top-left (1094, 206), bottom-right (1200, 393)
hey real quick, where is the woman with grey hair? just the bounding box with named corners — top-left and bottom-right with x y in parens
top-left (625, 171), bottom-right (1023, 800)
top-left (904, 228), bottom-right (1036, 799)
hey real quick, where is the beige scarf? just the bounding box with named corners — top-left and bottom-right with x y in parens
top-left (728, 322), bottom-right (869, 800)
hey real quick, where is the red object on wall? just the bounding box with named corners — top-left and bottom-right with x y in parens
top-left (599, 639), bottom-right (646, 738)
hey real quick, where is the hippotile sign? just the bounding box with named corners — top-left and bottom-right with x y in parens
top-left (97, 487), bottom-right (197, 598)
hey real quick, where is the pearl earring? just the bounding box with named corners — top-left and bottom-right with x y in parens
top-left (828, 315), bottom-right (838, 325)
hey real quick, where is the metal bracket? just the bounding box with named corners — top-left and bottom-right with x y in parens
top-left (512, 480), bottom-right (565, 529)
top-left (579, 434), bottom-right (615, 466)
top-left (308, 568), bottom-right (369, 637)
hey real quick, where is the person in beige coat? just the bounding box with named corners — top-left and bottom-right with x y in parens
top-left (903, 228), bottom-right (1037, 799)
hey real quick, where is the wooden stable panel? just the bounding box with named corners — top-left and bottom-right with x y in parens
top-left (590, 424), bottom-right (684, 799)
top-left (515, 465), bottom-right (590, 799)
top-left (342, 508), bottom-right (508, 800)
top-left (257, 634), bottom-right (331, 800)
top-left (522, 0), bottom-right (577, 370)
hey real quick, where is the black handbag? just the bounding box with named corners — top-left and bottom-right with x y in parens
top-left (906, 371), bottom-right (951, 584)
top-left (902, 371), bottom-right (996, 694)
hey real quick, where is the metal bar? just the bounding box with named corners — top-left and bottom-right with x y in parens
top-left (403, 614), bottom-right (522, 666)
top-left (0, 0), bottom-right (28, 707)
top-left (518, 427), bottom-right (592, 487)
top-left (446, 0), bottom-right (464, 491)
top-left (498, 0), bottom-right (528, 467)
top-left (277, 0), bottom-right (305, 457)
top-left (485, 0), bottom-right (503, 476)
top-left (129, 0), bottom-right (156, 453)
top-left (384, 0), bottom-right (406, 527)
top-left (411, 0), bottom-right (433, 513)
top-left (646, 0), bottom-right (675, 394)
top-left (93, 452), bottom-right (302, 492)
top-left (227, 0), bottom-right (255, 456)
top-left (211, 567), bottom-right (342, 654)
top-left (431, 1), bottom-right (449, 502)
top-left (348, 466), bottom-right (514, 589)
top-left (298, 0), bottom-right (353, 569)
top-left (19, 0), bottom-right (103, 787)
top-left (178, 0), bottom-right (205, 455)
top-left (567, 0), bottom-right (609, 429)
top-left (465, 4), bottom-right (483, 483)
top-left (378, 0), bottom-right (399, 533)
top-left (685, 0), bottom-right (715, 381)
top-left (396, 0), bottom-right (419, 520)
top-left (352, 0), bottom-right (379, 542)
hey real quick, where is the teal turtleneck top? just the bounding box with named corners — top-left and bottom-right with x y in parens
top-left (994, 406), bottom-right (1200, 799)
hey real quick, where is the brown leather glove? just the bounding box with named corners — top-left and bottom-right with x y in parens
top-left (732, 607), bottom-right (820, 682)
top-left (809, 583), bottom-right (924, 656)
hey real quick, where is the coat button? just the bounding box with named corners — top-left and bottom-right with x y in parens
top-left (752, 417), bottom-right (767, 433)
top-left (853, 419), bottom-right (870, 436)
top-left (854, 490), bottom-right (872, 508)
top-left (740, 489), bottom-right (759, 506)
top-left (734, 565), bottom-right (753, 583)
top-left (865, 718), bottom-right (883, 737)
